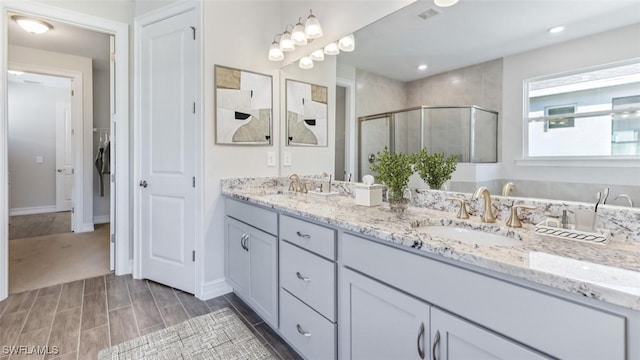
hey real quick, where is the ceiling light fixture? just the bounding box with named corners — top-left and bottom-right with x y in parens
top-left (338, 34), bottom-right (355, 52)
top-left (324, 42), bottom-right (340, 56)
top-left (8, 70), bottom-right (24, 76)
top-left (418, 64), bottom-right (428, 71)
top-left (548, 25), bottom-right (565, 34)
top-left (12, 15), bottom-right (53, 34)
top-left (291, 18), bottom-right (307, 46)
top-left (299, 56), bottom-right (314, 70)
top-left (268, 35), bottom-right (284, 61)
top-left (305, 9), bottom-right (323, 39)
top-left (434, 0), bottom-right (459, 7)
top-left (310, 49), bottom-right (325, 61)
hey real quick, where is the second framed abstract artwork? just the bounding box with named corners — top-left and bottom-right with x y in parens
top-left (285, 79), bottom-right (328, 147)
top-left (215, 65), bottom-right (272, 145)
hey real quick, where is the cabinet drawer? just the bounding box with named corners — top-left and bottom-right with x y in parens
top-left (280, 289), bottom-right (336, 360)
top-left (343, 233), bottom-right (626, 360)
top-left (280, 215), bottom-right (336, 260)
top-left (281, 241), bottom-right (336, 321)
top-left (225, 198), bottom-right (277, 235)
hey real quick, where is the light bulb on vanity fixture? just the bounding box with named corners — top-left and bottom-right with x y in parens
top-left (279, 26), bottom-right (296, 52)
top-left (324, 42), bottom-right (340, 55)
top-left (268, 35), bottom-right (284, 61)
top-left (305, 9), bottom-right (323, 39)
top-left (291, 18), bottom-right (307, 46)
top-left (12, 15), bottom-right (53, 34)
top-left (299, 56), bottom-right (314, 70)
top-left (309, 49), bottom-right (325, 61)
top-left (338, 34), bottom-right (355, 52)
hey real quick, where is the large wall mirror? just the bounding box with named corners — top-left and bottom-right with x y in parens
top-left (279, 0), bottom-right (640, 207)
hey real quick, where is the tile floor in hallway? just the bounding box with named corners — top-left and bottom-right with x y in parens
top-left (0, 274), bottom-right (302, 360)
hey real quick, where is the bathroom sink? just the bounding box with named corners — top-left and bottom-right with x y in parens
top-left (413, 225), bottom-right (521, 247)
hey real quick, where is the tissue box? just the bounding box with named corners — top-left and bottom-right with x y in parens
top-left (355, 184), bottom-right (383, 206)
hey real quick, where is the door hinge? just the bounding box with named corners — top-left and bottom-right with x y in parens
top-left (71, 207), bottom-right (75, 214)
top-left (192, 176), bottom-right (196, 188)
top-left (193, 102), bottom-right (196, 114)
top-left (110, 234), bottom-right (115, 243)
top-left (192, 250), bottom-right (195, 262)
top-left (71, 90), bottom-right (74, 96)
top-left (190, 26), bottom-right (196, 40)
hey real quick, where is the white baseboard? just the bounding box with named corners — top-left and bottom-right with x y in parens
top-left (9, 206), bottom-right (56, 216)
top-left (93, 215), bottom-right (110, 224)
top-left (199, 278), bottom-right (232, 300)
top-left (75, 223), bottom-right (95, 233)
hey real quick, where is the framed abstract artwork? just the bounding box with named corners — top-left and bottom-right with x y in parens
top-left (215, 65), bottom-right (273, 145)
top-left (285, 79), bottom-right (328, 147)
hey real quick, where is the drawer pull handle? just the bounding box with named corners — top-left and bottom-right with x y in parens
top-left (296, 272), bottom-right (311, 282)
top-left (296, 324), bottom-right (311, 337)
top-left (432, 330), bottom-right (440, 360)
top-left (417, 322), bottom-right (425, 359)
top-left (296, 231), bottom-right (311, 239)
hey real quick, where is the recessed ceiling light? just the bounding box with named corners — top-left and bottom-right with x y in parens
top-left (12, 15), bottom-right (53, 34)
top-left (8, 70), bottom-right (24, 76)
top-left (418, 64), bottom-right (428, 71)
top-left (434, 0), bottom-right (459, 7)
top-left (548, 26), bottom-right (565, 34)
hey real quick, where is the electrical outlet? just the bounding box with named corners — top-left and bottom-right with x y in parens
top-left (36, 156), bottom-right (44, 164)
top-left (267, 152), bottom-right (276, 167)
top-left (283, 152), bottom-right (292, 166)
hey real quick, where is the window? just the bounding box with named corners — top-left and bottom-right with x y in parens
top-left (525, 60), bottom-right (640, 158)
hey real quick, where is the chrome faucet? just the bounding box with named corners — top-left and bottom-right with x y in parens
top-left (472, 186), bottom-right (495, 223)
top-left (614, 194), bottom-right (634, 207)
top-left (288, 173), bottom-right (307, 193)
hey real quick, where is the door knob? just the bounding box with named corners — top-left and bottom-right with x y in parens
top-left (139, 180), bottom-right (148, 188)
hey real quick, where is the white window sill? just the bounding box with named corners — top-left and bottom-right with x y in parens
top-left (515, 157), bottom-right (640, 168)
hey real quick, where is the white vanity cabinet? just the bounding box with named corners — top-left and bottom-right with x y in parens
top-left (279, 215), bottom-right (337, 360)
top-left (224, 199), bottom-right (278, 328)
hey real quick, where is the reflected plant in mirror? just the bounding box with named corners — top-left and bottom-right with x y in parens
top-left (414, 148), bottom-right (457, 190)
top-left (369, 147), bottom-right (413, 212)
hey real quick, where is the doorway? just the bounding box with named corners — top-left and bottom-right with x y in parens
top-left (0, 1), bottom-right (131, 301)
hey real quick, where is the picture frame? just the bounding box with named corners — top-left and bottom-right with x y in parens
top-left (215, 65), bottom-right (273, 145)
top-left (285, 79), bottom-right (328, 147)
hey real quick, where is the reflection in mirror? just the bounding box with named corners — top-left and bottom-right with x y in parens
top-left (314, 0), bottom-right (639, 207)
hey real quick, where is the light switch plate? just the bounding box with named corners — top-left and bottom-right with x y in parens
top-left (267, 151), bottom-right (276, 167)
top-left (36, 156), bottom-right (44, 164)
top-left (283, 152), bottom-right (292, 167)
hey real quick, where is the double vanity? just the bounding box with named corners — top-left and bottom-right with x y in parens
top-left (222, 177), bottom-right (640, 360)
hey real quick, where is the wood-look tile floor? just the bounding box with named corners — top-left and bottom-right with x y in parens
top-left (0, 274), bottom-right (301, 360)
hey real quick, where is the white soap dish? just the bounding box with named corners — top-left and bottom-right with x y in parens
top-left (534, 223), bottom-right (610, 245)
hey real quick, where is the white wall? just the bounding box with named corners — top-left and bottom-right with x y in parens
top-left (502, 24), bottom-right (640, 186)
top-left (8, 81), bottom-right (70, 211)
top-left (9, 45), bottom-right (95, 228)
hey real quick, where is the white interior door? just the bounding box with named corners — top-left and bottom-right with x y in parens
top-left (55, 101), bottom-right (73, 216)
top-left (140, 9), bottom-right (196, 293)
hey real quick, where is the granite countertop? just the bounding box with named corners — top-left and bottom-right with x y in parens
top-left (222, 183), bottom-right (640, 312)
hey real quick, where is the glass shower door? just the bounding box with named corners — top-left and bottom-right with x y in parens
top-left (359, 116), bottom-right (390, 179)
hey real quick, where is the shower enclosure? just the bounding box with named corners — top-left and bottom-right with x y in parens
top-left (359, 106), bottom-right (498, 177)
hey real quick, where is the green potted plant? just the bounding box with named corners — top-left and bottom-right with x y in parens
top-left (370, 147), bottom-right (414, 212)
top-left (414, 148), bottom-right (457, 190)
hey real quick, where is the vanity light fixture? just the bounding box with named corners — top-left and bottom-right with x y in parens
top-left (305, 9), bottom-right (323, 39)
top-left (418, 64), bottom-right (428, 71)
top-left (324, 42), bottom-right (340, 56)
top-left (12, 15), bottom-right (53, 35)
top-left (279, 26), bottom-right (296, 52)
top-left (299, 56), bottom-right (314, 70)
top-left (310, 49), bottom-right (325, 61)
top-left (548, 25), bottom-right (565, 34)
top-left (338, 34), bottom-right (355, 52)
top-left (268, 36), bottom-right (285, 61)
top-left (434, 0), bottom-right (459, 7)
top-left (291, 18), bottom-right (308, 46)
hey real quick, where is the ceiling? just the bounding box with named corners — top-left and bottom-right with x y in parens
top-left (7, 12), bottom-right (111, 72)
top-left (338, 0), bottom-right (640, 82)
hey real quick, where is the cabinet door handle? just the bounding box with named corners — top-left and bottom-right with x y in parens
top-left (296, 272), bottom-right (311, 282)
top-left (432, 330), bottom-right (440, 360)
top-left (243, 234), bottom-right (249, 251)
top-left (296, 324), bottom-right (311, 337)
top-left (417, 322), bottom-right (425, 359)
top-left (296, 231), bottom-right (311, 239)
